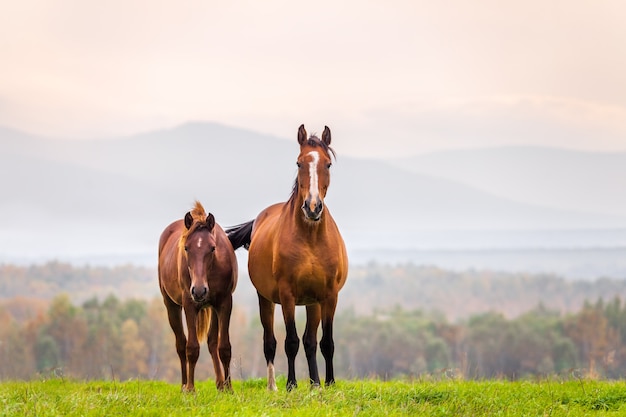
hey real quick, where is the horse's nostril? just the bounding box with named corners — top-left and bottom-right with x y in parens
top-left (191, 286), bottom-right (208, 299)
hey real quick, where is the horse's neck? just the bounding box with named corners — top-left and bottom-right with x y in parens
top-left (284, 199), bottom-right (328, 239)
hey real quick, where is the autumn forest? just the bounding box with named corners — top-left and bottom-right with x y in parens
top-left (2, 261), bottom-right (626, 382)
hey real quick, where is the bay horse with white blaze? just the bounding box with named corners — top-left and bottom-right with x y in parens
top-left (158, 201), bottom-right (237, 392)
top-left (228, 124), bottom-right (348, 391)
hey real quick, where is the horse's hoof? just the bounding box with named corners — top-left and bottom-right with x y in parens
top-left (218, 381), bottom-right (233, 393)
top-left (181, 385), bottom-right (196, 393)
top-left (286, 381), bottom-right (297, 392)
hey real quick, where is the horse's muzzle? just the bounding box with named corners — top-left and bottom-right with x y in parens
top-left (302, 198), bottom-right (323, 221)
top-left (191, 285), bottom-right (208, 303)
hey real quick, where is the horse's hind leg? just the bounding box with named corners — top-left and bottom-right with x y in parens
top-left (320, 294), bottom-right (338, 386)
top-left (216, 297), bottom-right (234, 391)
top-left (258, 294), bottom-right (278, 391)
top-left (163, 296), bottom-right (188, 390)
top-left (303, 304), bottom-right (321, 387)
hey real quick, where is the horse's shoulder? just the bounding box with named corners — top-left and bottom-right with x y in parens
top-left (259, 202), bottom-right (285, 218)
top-left (253, 203), bottom-right (285, 230)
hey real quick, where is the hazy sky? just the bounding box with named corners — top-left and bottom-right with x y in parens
top-left (1, 0), bottom-right (626, 157)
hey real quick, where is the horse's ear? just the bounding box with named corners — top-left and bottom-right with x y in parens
top-left (297, 124), bottom-right (307, 145)
top-left (206, 213), bottom-right (215, 232)
top-left (184, 212), bottom-right (193, 230)
top-left (322, 126), bottom-right (331, 146)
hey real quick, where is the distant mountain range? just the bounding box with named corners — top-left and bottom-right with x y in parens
top-left (389, 147), bottom-right (626, 218)
top-left (1, 122), bottom-right (626, 264)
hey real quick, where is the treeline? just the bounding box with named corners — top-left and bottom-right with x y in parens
top-left (2, 293), bottom-right (626, 381)
top-left (0, 262), bottom-right (155, 304)
top-left (343, 263), bottom-right (626, 320)
top-left (4, 261), bottom-right (626, 320)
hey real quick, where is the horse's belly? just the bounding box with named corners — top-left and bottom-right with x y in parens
top-left (293, 276), bottom-right (327, 305)
top-left (252, 274), bottom-right (327, 305)
top-left (249, 251), bottom-right (339, 305)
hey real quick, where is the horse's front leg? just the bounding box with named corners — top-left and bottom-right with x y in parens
top-left (162, 295), bottom-right (188, 390)
top-left (183, 305), bottom-right (201, 392)
top-left (216, 296), bottom-right (233, 391)
top-left (304, 304), bottom-right (322, 387)
top-left (320, 294), bottom-right (338, 386)
top-left (207, 307), bottom-right (225, 389)
top-left (258, 293), bottom-right (278, 391)
top-left (279, 287), bottom-right (299, 391)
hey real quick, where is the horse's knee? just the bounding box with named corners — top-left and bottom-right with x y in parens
top-left (186, 344), bottom-right (200, 363)
top-left (176, 345), bottom-right (186, 359)
top-left (303, 335), bottom-right (317, 359)
top-left (284, 333), bottom-right (300, 357)
top-left (176, 336), bottom-right (187, 354)
top-left (208, 338), bottom-right (218, 355)
top-left (263, 335), bottom-right (277, 362)
top-left (219, 345), bottom-right (232, 364)
top-left (320, 336), bottom-right (334, 358)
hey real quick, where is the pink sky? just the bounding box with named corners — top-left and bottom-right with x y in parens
top-left (1, 0), bottom-right (625, 157)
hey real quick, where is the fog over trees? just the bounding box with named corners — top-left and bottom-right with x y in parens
top-left (2, 262), bottom-right (626, 381)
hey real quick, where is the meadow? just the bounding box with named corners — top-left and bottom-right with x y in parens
top-left (2, 377), bottom-right (626, 416)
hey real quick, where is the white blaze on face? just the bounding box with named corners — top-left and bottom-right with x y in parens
top-left (197, 237), bottom-right (203, 248)
top-left (307, 151), bottom-right (320, 201)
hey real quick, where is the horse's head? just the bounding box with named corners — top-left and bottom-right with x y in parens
top-left (181, 202), bottom-right (217, 303)
top-left (296, 124), bottom-right (335, 222)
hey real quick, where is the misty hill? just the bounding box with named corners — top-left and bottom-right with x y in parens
top-left (388, 146), bottom-right (626, 218)
top-left (1, 122), bottom-right (626, 264)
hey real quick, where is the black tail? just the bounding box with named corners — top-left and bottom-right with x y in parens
top-left (226, 220), bottom-right (254, 250)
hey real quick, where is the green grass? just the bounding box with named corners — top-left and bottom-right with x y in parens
top-left (2, 377), bottom-right (626, 416)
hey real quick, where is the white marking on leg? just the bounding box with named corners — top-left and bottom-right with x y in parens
top-left (267, 363), bottom-right (278, 391)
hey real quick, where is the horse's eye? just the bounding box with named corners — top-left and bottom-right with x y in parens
top-left (326, 163), bottom-right (332, 169)
top-left (211, 246), bottom-right (216, 253)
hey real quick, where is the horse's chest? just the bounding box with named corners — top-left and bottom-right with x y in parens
top-left (287, 268), bottom-right (327, 304)
top-left (278, 244), bottom-right (336, 273)
top-left (278, 252), bottom-right (337, 297)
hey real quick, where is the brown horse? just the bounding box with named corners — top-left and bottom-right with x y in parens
top-left (228, 124), bottom-right (348, 391)
top-left (158, 201), bottom-right (237, 392)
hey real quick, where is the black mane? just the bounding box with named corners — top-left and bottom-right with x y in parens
top-left (305, 135), bottom-right (336, 159)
